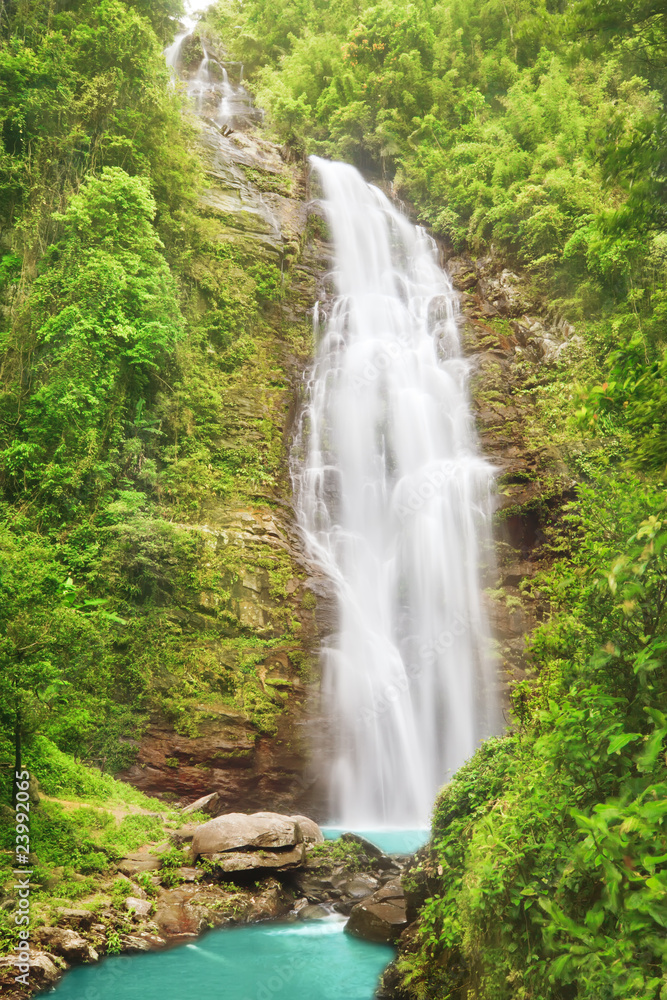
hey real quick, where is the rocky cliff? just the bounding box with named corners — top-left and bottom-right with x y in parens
top-left (115, 110), bottom-right (335, 817)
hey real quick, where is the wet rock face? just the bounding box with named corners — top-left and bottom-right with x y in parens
top-left (285, 838), bottom-right (408, 920)
top-left (445, 250), bottom-right (576, 691)
top-left (116, 116), bottom-right (334, 817)
top-left (345, 881), bottom-right (408, 943)
top-left (153, 879), bottom-right (294, 940)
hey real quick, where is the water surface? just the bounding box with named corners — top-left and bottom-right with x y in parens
top-left (49, 918), bottom-right (394, 999)
top-left (322, 827), bottom-right (428, 855)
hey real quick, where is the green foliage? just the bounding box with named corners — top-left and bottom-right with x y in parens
top-left (307, 837), bottom-right (366, 872)
top-left (0, 0), bottom-right (309, 795)
top-left (157, 845), bottom-right (188, 869)
top-left (106, 930), bottom-right (122, 955)
top-left (111, 877), bottom-right (132, 911)
top-left (400, 494), bottom-right (667, 1000)
top-left (0, 167), bottom-right (182, 512)
top-left (135, 872), bottom-right (159, 897)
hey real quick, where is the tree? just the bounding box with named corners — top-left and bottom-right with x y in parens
top-left (0, 167), bottom-right (183, 514)
top-left (0, 528), bottom-right (70, 804)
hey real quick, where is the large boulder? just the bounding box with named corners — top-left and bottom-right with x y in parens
top-left (339, 874), bottom-right (380, 900)
top-left (290, 815), bottom-right (324, 844)
top-left (298, 903), bottom-right (330, 920)
top-left (345, 880), bottom-right (408, 943)
top-left (190, 811), bottom-right (302, 859)
top-left (32, 927), bottom-right (97, 962)
top-left (0, 951), bottom-right (60, 992)
top-left (206, 844), bottom-right (305, 872)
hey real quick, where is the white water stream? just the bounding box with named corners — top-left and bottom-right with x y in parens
top-left (163, 6), bottom-right (499, 829)
top-left (294, 159), bottom-right (499, 826)
top-left (164, 1), bottom-right (257, 128)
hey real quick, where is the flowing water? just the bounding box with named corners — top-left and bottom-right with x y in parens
top-left (48, 919), bottom-right (394, 1000)
top-left (52, 22), bottom-right (500, 1000)
top-left (164, 0), bottom-right (259, 128)
top-left (294, 158), bottom-right (499, 827)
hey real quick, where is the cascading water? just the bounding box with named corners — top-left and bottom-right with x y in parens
top-left (294, 158), bottom-right (500, 827)
top-left (163, 0), bottom-right (258, 128)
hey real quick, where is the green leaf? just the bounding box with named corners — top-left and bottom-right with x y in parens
top-left (607, 732), bottom-right (641, 755)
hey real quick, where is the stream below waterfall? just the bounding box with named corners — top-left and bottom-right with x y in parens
top-left (47, 917), bottom-right (394, 1000)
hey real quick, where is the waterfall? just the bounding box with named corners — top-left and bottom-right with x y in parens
top-left (294, 158), bottom-right (499, 827)
top-left (165, 31), bottom-right (188, 72)
top-left (164, 4), bottom-right (258, 129)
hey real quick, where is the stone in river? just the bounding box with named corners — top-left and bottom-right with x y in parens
top-left (345, 880), bottom-right (408, 943)
top-left (298, 903), bottom-right (330, 920)
top-left (340, 832), bottom-right (386, 858)
top-left (338, 874), bottom-right (380, 899)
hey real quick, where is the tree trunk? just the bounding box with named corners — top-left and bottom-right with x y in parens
top-left (12, 708), bottom-right (21, 806)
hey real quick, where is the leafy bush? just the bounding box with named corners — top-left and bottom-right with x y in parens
top-left (399, 504), bottom-right (667, 1000)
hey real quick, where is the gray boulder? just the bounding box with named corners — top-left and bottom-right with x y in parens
top-left (345, 880), bottom-right (408, 943)
top-left (125, 897), bottom-right (153, 918)
top-left (206, 844), bottom-right (305, 872)
top-left (290, 815), bottom-right (324, 843)
top-left (190, 811), bottom-right (302, 860)
top-left (182, 791), bottom-right (221, 816)
top-left (338, 874), bottom-right (380, 899)
top-left (120, 934), bottom-right (158, 952)
top-left (298, 903), bottom-right (330, 920)
top-left (0, 951), bottom-right (60, 989)
top-left (32, 927), bottom-right (97, 962)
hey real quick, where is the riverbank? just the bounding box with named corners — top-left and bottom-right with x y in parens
top-left (0, 806), bottom-right (411, 998)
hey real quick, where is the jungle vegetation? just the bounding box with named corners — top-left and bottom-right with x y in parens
top-left (0, 0), bottom-right (295, 801)
top-left (0, 0), bottom-right (665, 995)
top-left (198, 0), bottom-right (667, 996)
